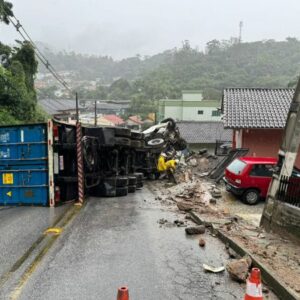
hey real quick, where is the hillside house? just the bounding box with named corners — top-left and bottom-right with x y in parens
top-left (158, 91), bottom-right (221, 122)
top-left (222, 88), bottom-right (300, 167)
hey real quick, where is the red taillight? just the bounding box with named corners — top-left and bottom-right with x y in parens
top-left (55, 186), bottom-right (60, 202)
top-left (53, 125), bottom-right (59, 141)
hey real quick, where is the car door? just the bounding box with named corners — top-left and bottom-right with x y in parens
top-left (248, 164), bottom-right (274, 197)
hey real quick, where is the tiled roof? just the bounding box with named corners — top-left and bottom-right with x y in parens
top-left (128, 115), bottom-right (143, 125)
top-left (177, 121), bottom-right (232, 144)
top-left (222, 88), bottom-right (295, 129)
top-left (102, 114), bottom-right (125, 125)
top-left (38, 99), bottom-right (84, 115)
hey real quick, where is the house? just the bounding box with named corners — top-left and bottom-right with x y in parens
top-left (222, 88), bottom-right (300, 167)
top-left (176, 121), bottom-right (232, 153)
top-left (158, 90), bottom-right (221, 122)
top-left (38, 99), bottom-right (84, 122)
top-left (126, 115), bottom-right (143, 130)
top-left (101, 114), bottom-right (125, 126)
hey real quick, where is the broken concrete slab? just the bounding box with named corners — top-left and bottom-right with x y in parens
top-left (185, 225), bottom-right (205, 235)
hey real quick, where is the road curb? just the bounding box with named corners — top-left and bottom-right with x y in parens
top-left (189, 211), bottom-right (299, 300)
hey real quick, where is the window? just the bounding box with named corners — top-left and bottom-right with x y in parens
top-left (212, 110), bottom-right (221, 117)
top-left (250, 164), bottom-right (274, 177)
top-left (198, 110), bottom-right (204, 115)
top-left (227, 159), bottom-right (247, 175)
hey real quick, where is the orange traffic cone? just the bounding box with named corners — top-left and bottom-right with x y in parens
top-left (117, 286), bottom-right (129, 300)
top-left (244, 268), bottom-right (263, 300)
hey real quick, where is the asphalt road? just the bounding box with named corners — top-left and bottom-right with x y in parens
top-left (0, 187), bottom-right (246, 300)
top-left (0, 204), bottom-right (71, 282)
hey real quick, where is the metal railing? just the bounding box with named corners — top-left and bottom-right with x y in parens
top-left (277, 175), bottom-right (300, 208)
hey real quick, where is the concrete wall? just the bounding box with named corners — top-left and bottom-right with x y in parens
top-left (240, 128), bottom-right (300, 168)
top-left (261, 200), bottom-right (300, 241)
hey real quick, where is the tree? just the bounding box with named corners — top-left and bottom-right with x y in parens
top-left (0, 0), bottom-right (13, 24)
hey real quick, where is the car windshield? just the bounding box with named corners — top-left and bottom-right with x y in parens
top-left (227, 159), bottom-right (247, 175)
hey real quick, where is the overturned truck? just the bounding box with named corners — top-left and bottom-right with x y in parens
top-left (0, 118), bottom-right (185, 206)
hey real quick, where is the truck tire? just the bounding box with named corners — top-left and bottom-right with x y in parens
top-left (133, 172), bottom-right (144, 181)
top-left (115, 137), bottom-right (131, 146)
top-left (128, 176), bottom-right (137, 186)
top-left (116, 176), bottom-right (128, 188)
top-left (116, 186), bottom-right (128, 197)
top-left (136, 181), bottom-right (143, 189)
top-left (147, 138), bottom-right (165, 148)
top-left (128, 185), bottom-right (136, 193)
top-left (115, 127), bottom-right (131, 137)
top-left (161, 118), bottom-right (176, 130)
top-left (242, 189), bottom-right (260, 205)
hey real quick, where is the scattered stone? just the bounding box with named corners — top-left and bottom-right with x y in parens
top-left (199, 238), bottom-right (206, 247)
top-left (174, 220), bottom-right (185, 227)
top-left (226, 256), bottom-right (252, 283)
top-left (177, 201), bottom-right (193, 212)
top-left (212, 188), bottom-right (222, 198)
top-left (185, 225), bottom-right (206, 235)
top-left (199, 149), bottom-right (208, 155)
top-left (210, 198), bottom-right (217, 205)
top-left (155, 196), bottom-right (162, 201)
top-left (188, 158), bottom-right (198, 167)
top-left (158, 218), bottom-right (168, 225)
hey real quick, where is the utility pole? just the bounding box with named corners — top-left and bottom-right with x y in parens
top-left (94, 100), bottom-right (97, 126)
top-left (75, 92), bottom-right (79, 122)
top-left (238, 21), bottom-right (243, 43)
top-left (261, 77), bottom-right (300, 230)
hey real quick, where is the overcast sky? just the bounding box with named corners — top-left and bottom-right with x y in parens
top-left (1, 0), bottom-right (299, 59)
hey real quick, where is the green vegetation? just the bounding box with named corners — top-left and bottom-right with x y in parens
top-left (40, 38), bottom-right (300, 103)
top-left (0, 1), bottom-right (45, 124)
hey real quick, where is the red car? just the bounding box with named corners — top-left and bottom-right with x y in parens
top-left (223, 157), bottom-right (277, 205)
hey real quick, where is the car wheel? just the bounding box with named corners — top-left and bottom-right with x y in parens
top-left (136, 181), bottom-right (143, 189)
top-left (242, 189), bottom-right (260, 205)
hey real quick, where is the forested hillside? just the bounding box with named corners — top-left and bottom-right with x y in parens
top-left (0, 0), bottom-right (45, 124)
top-left (40, 38), bottom-right (300, 100)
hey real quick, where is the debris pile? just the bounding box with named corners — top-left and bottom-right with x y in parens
top-left (226, 256), bottom-right (252, 283)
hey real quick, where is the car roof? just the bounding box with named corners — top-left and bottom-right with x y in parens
top-left (238, 157), bottom-right (277, 165)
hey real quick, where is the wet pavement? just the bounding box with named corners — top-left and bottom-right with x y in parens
top-left (0, 187), bottom-right (246, 300)
top-left (0, 204), bottom-right (71, 283)
top-left (221, 190), bottom-right (265, 226)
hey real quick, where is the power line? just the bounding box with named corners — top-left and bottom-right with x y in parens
top-left (7, 14), bottom-right (73, 93)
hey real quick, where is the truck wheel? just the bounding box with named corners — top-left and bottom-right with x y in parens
top-left (128, 176), bottom-right (137, 186)
top-left (242, 189), bottom-right (260, 205)
top-left (161, 118), bottom-right (176, 130)
top-left (128, 185), bottom-right (136, 193)
top-left (116, 176), bottom-right (128, 188)
top-left (136, 181), bottom-right (143, 189)
top-left (133, 172), bottom-right (144, 181)
top-left (147, 138), bottom-right (165, 147)
top-left (116, 186), bottom-right (128, 197)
